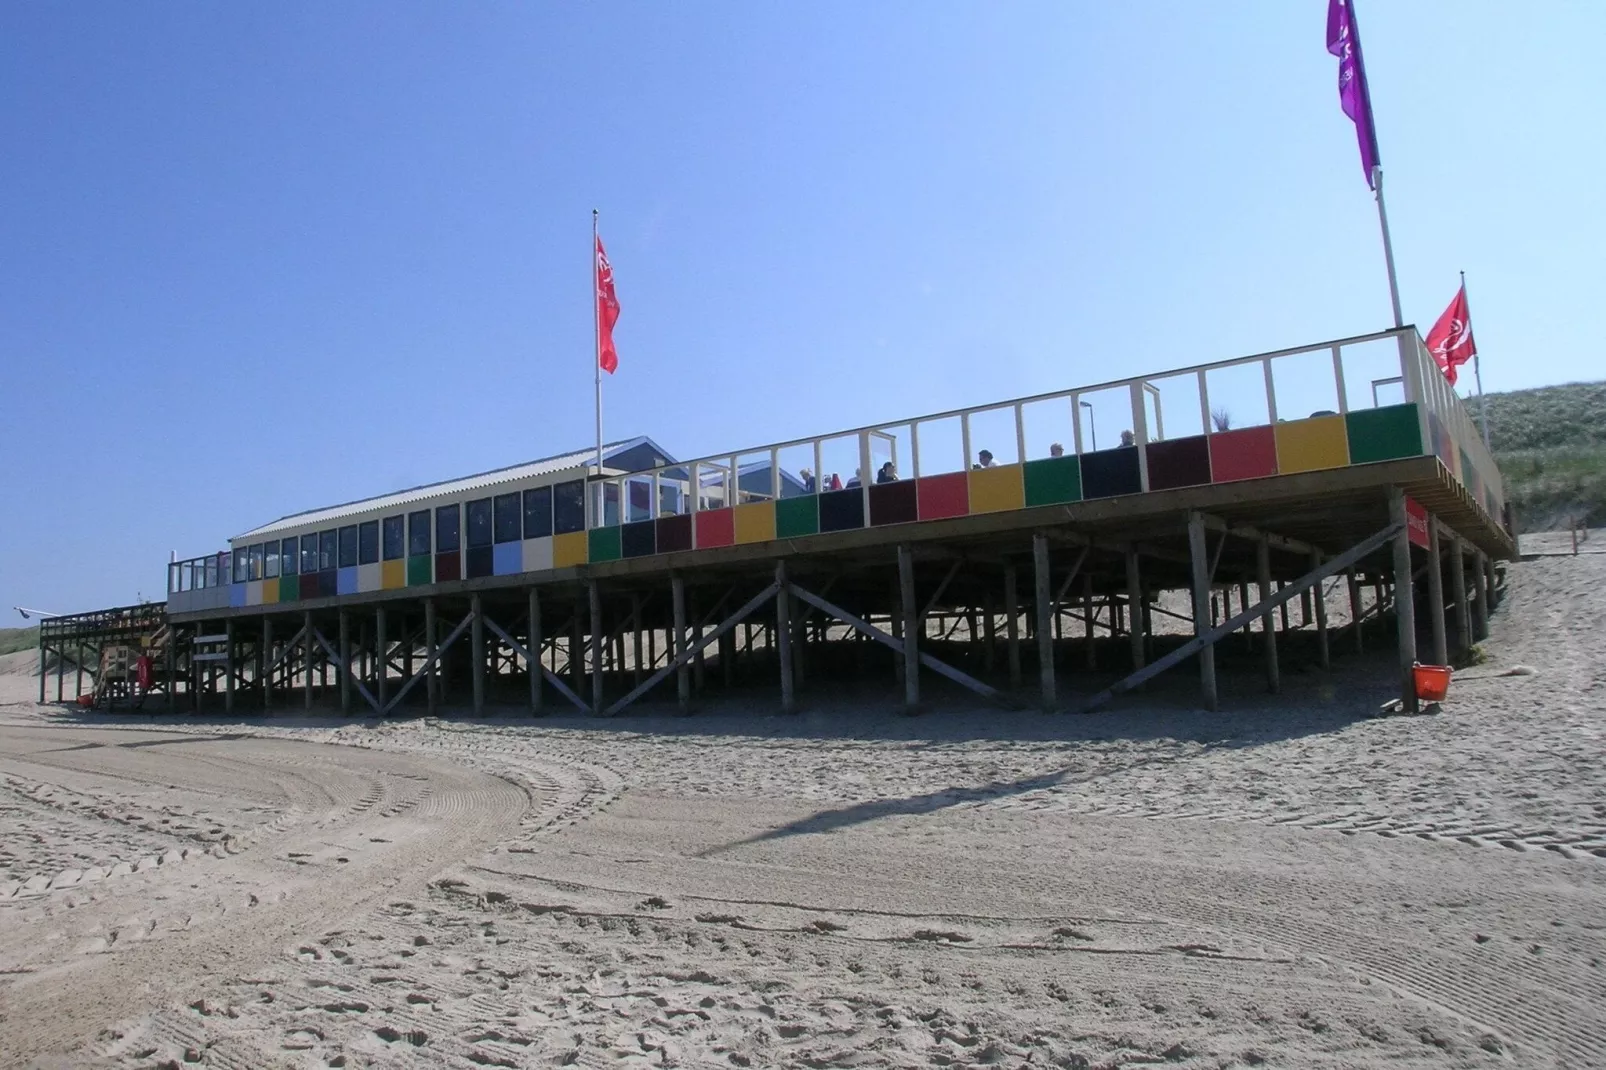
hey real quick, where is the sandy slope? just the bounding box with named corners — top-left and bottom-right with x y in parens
top-left (0, 549), bottom-right (1602, 1068)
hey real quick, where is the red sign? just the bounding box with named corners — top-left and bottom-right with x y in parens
top-left (1405, 497), bottom-right (1430, 549)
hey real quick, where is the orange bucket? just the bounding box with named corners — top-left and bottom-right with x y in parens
top-left (1413, 663), bottom-right (1452, 702)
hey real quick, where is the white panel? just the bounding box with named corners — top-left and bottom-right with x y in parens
top-left (246, 581), bottom-right (263, 606)
top-left (523, 536), bottom-right (553, 573)
top-left (358, 562), bottom-right (382, 592)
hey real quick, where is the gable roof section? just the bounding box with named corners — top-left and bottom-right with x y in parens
top-left (231, 435), bottom-right (675, 542)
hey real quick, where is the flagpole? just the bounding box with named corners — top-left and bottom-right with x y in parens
top-left (1462, 269), bottom-right (1491, 448)
top-left (593, 209), bottom-right (604, 491)
top-left (1372, 165), bottom-right (1404, 329)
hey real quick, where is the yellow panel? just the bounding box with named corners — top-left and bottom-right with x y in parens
top-left (262, 578), bottom-right (279, 604)
top-left (733, 502), bottom-right (777, 545)
top-left (967, 463), bottom-right (1025, 514)
top-left (381, 559), bottom-right (406, 590)
top-left (1274, 415), bottom-right (1350, 473)
top-left (553, 530), bottom-right (589, 568)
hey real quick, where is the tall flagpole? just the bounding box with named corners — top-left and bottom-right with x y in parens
top-left (1462, 269), bottom-right (1491, 448)
top-left (593, 209), bottom-right (603, 482)
top-left (1372, 165), bottom-right (1403, 329)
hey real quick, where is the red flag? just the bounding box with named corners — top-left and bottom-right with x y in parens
top-left (595, 234), bottom-right (620, 375)
top-left (1425, 285), bottom-right (1476, 385)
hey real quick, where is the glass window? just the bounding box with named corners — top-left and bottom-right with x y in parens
top-left (319, 530), bottom-right (337, 571)
top-left (249, 543), bottom-right (265, 581)
top-left (281, 537), bottom-right (299, 575)
top-left (383, 515), bottom-right (405, 560)
top-left (301, 534), bottom-right (318, 575)
top-left (408, 510), bottom-right (431, 557)
top-left (206, 556), bottom-right (219, 588)
top-left (436, 504), bottom-right (460, 553)
top-left (553, 479), bottom-right (586, 535)
top-left (233, 550), bottom-right (249, 584)
top-left (358, 520), bottom-right (380, 565)
top-left (466, 498), bottom-right (492, 548)
top-left (265, 542), bottom-right (280, 579)
top-left (523, 486), bottom-right (552, 539)
top-left (494, 492), bottom-right (521, 543)
top-left (338, 525), bottom-right (359, 568)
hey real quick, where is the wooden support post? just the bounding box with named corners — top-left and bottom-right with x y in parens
top-left (1347, 567), bottom-right (1364, 653)
top-left (1471, 551), bottom-right (1489, 641)
top-left (1032, 533), bottom-right (1055, 711)
top-left (721, 624), bottom-right (734, 688)
top-left (1300, 587), bottom-right (1313, 628)
top-left (890, 574), bottom-right (905, 687)
top-left (1426, 521), bottom-right (1448, 667)
top-left (570, 603), bottom-right (584, 696)
top-left (1450, 538), bottom-right (1470, 657)
top-left (1239, 580), bottom-right (1254, 652)
top-left (1004, 563), bottom-right (1022, 689)
top-left (982, 592), bottom-right (997, 673)
top-left (899, 544), bottom-right (920, 711)
top-left (166, 624), bottom-right (177, 713)
top-left (1124, 545), bottom-right (1144, 673)
top-left (1311, 551), bottom-right (1330, 671)
top-left (38, 632), bottom-right (46, 703)
top-left (75, 642), bottom-right (84, 700)
top-left (1083, 573), bottom-right (1096, 671)
top-left (1389, 488), bottom-right (1419, 712)
top-left (672, 574), bottom-right (689, 713)
top-left (374, 607), bottom-right (386, 711)
top-left (424, 598), bottom-right (438, 715)
top-left (632, 593), bottom-right (644, 687)
top-left (1257, 537), bottom-right (1279, 694)
top-left (1187, 512), bottom-right (1218, 711)
top-left (224, 620), bottom-right (235, 714)
top-left (56, 635), bottom-right (64, 702)
top-left (1278, 583), bottom-right (1290, 632)
top-left (776, 561), bottom-right (796, 714)
top-left (303, 611), bottom-right (314, 710)
top-left (1482, 551), bottom-right (1496, 615)
top-left (471, 594), bottom-right (486, 715)
top-left (528, 587), bottom-right (543, 714)
top-left (589, 581), bottom-right (603, 715)
top-left (337, 611), bottom-right (351, 714)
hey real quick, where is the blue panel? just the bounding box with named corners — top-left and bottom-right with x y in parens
top-left (230, 583), bottom-right (247, 608)
top-left (337, 566), bottom-right (359, 595)
top-left (493, 541), bottom-right (523, 576)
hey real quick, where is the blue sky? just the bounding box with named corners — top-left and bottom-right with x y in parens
top-left (2, 2), bottom-right (1601, 616)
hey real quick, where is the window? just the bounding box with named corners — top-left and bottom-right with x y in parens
top-left (523, 486), bottom-right (552, 539)
top-left (338, 525), bottom-right (359, 568)
top-left (383, 515), bottom-right (405, 561)
top-left (466, 498), bottom-right (493, 548)
top-left (408, 510), bottom-right (431, 556)
top-left (301, 534), bottom-right (318, 575)
top-left (553, 479), bottom-right (586, 535)
top-left (281, 537), bottom-right (299, 575)
top-left (494, 492), bottom-right (522, 543)
top-left (249, 543), bottom-right (265, 581)
top-left (234, 550), bottom-right (249, 584)
top-left (436, 504), bottom-right (460, 553)
top-left (358, 520), bottom-right (380, 565)
top-left (207, 556), bottom-right (219, 588)
top-left (265, 542), bottom-right (280, 579)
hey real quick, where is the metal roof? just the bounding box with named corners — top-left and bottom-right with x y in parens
top-left (231, 436), bottom-right (672, 542)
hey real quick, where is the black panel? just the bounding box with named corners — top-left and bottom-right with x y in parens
top-left (622, 520), bottom-right (657, 558)
top-left (1079, 445), bottom-right (1143, 499)
top-left (1146, 435), bottom-right (1212, 490)
top-left (656, 513), bottom-right (693, 553)
top-left (818, 488), bottom-right (866, 532)
top-left (868, 481), bottom-right (918, 526)
top-left (466, 546), bottom-right (494, 579)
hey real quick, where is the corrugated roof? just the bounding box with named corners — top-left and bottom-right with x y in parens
top-left (231, 436), bottom-right (670, 542)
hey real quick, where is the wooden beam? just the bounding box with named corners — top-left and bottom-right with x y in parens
top-left (303, 611), bottom-right (314, 710)
top-left (1124, 545), bottom-right (1144, 673)
top-left (1187, 511), bottom-right (1217, 712)
top-left (338, 610), bottom-right (351, 714)
top-left (528, 587), bottom-right (543, 714)
top-left (481, 614), bottom-right (588, 712)
top-left (920, 559), bottom-right (964, 620)
top-left (1426, 520), bottom-right (1448, 666)
top-left (471, 594), bottom-right (486, 715)
top-left (311, 627), bottom-right (381, 714)
top-left (263, 616), bottom-right (274, 711)
top-left (671, 574), bottom-right (690, 713)
top-left (1033, 533), bottom-right (1055, 711)
top-left (375, 607), bottom-right (387, 711)
top-left (224, 619), bottom-right (235, 714)
top-left (1450, 537), bottom-right (1470, 657)
top-left (1310, 550), bottom-right (1330, 671)
top-left (425, 598), bottom-right (438, 714)
top-left (899, 544), bottom-right (920, 711)
top-left (1472, 550), bottom-right (1489, 641)
top-left (383, 610), bottom-right (473, 716)
top-left (1004, 563), bottom-right (1022, 689)
top-left (604, 582), bottom-right (780, 716)
top-left (1389, 488), bottom-right (1419, 712)
top-left (776, 560), bottom-right (796, 714)
top-left (588, 581), bottom-right (604, 715)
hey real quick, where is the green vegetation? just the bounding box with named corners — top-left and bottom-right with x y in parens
top-left (0, 626), bottom-right (39, 656)
top-left (1466, 380), bottom-right (1606, 532)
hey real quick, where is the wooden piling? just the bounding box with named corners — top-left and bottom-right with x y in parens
top-left (1256, 538), bottom-right (1279, 694)
top-left (1426, 520), bottom-right (1448, 667)
top-left (527, 587), bottom-right (543, 714)
top-left (1004, 563), bottom-right (1022, 689)
top-left (1450, 537), bottom-right (1470, 657)
top-left (899, 544), bottom-right (920, 711)
top-left (776, 561), bottom-right (795, 714)
top-left (1186, 512), bottom-right (1217, 711)
top-left (471, 594), bottom-right (486, 715)
top-left (424, 599), bottom-right (438, 715)
top-left (589, 581), bottom-right (603, 715)
top-left (1388, 488), bottom-right (1419, 712)
top-left (338, 610), bottom-right (351, 714)
top-left (672, 574), bottom-right (689, 713)
top-left (1032, 533), bottom-right (1055, 711)
top-left (1124, 545), bottom-right (1144, 673)
top-left (1310, 551), bottom-right (1330, 671)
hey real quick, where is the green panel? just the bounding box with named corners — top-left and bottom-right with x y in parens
top-left (278, 573), bottom-right (300, 602)
top-left (1345, 403), bottom-right (1423, 464)
top-left (588, 525), bottom-right (622, 563)
top-left (1023, 455), bottom-right (1083, 506)
top-left (775, 494), bottom-right (819, 538)
top-left (407, 555), bottom-right (432, 586)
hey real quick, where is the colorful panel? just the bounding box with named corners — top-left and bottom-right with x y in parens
top-left (406, 555), bottom-right (432, 586)
top-left (300, 572), bottom-right (321, 599)
top-left (1274, 415), bottom-right (1349, 473)
top-left (621, 520), bottom-right (657, 558)
top-left (246, 580), bottom-right (263, 607)
top-left (279, 574), bottom-right (300, 601)
top-left (968, 464), bottom-right (1025, 513)
top-left (230, 583), bottom-right (247, 608)
top-left (1146, 435), bottom-right (1212, 491)
top-left (818, 488), bottom-right (866, 532)
top-left (733, 502), bottom-right (776, 545)
top-left (434, 552), bottom-right (461, 583)
top-left (656, 514), bottom-right (694, 553)
top-left (1208, 426), bottom-right (1277, 483)
top-left (1023, 456), bottom-right (1082, 506)
top-left (358, 563), bottom-right (381, 592)
top-left (1080, 446), bottom-right (1142, 499)
top-left (1345, 403), bottom-right (1423, 464)
top-left (523, 536), bottom-right (554, 572)
top-left (337, 566), bottom-right (359, 595)
top-left (493, 542), bottom-right (523, 576)
top-left (587, 526), bottom-right (622, 563)
top-left (695, 508), bottom-right (736, 548)
top-left (553, 530), bottom-right (588, 568)
top-left (868, 481), bottom-right (918, 526)
top-left (466, 546), bottom-right (494, 578)
top-left (382, 560), bottom-right (406, 590)
top-left (775, 495), bottom-right (819, 538)
top-left (1459, 449), bottom-right (1475, 492)
top-left (319, 570), bottom-right (337, 598)
top-left (916, 472), bottom-right (969, 519)
top-left (262, 578), bottom-right (279, 604)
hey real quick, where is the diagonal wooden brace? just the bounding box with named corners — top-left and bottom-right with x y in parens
top-left (382, 610), bottom-right (473, 715)
top-left (481, 614), bottom-right (589, 713)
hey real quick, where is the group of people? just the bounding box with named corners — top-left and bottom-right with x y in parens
top-left (798, 432), bottom-right (1139, 490)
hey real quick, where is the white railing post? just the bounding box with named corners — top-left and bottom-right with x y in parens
top-left (1197, 372), bottom-right (1211, 436)
top-left (858, 431), bottom-right (873, 513)
top-left (1070, 394), bottom-right (1084, 453)
top-left (1013, 403), bottom-right (1027, 464)
top-left (910, 421), bottom-right (922, 479)
top-left (1399, 330), bottom-right (1432, 458)
top-left (770, 447), bottom-right (780, 500)
top-left (1331, 345), bottom-right (1349, 414)
top-left (960, 412), bottom-right (972, 469)
top-left (1262, 358), bottom-right (1279, 424)
top-left (1129, 382), bottom-right (1150, 490)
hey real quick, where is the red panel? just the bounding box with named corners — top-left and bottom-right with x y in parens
top-left (916, 472), bottom-right (969, 520)
top-left (1207, 426), bottom-right (1278, 483)
top-left (694, 508), bottom-right (735, 548)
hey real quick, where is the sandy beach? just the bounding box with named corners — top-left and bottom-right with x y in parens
top-left (2, 543), bottom-right (1603, 1068)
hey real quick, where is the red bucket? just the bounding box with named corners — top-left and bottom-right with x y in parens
top-left (1413, 663), bottom-right (1452, 702)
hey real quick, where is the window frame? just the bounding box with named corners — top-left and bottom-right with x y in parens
top-left (318, 529), bottom-right (337, 572)
top-left (281, 537), bottom-right (300, 575)
top-left (494, 492), bottom-right (522, 544)
top-left (382, 515), bottom-right (405, 561)
top-left (435, 504), bottom-right (461, 553)
top-left (553, 479), bottom-right (586, 535)
top-left (249, 543), bottom-right (265, 581)
top-left (233, 550), bottom-right (250, 584)
top-left (301, 534), bottom-right (319, 576)
top-left (466, 497), bottom-right (493, 548)
top-left (522, 485), bottom-right (553, 539)
top-left (265, 542), bottom-right (280, 579)
top-left (408, 510), bottom-right (431, 557)
top-left (338, 525), bottom-right (359, 569)
top-left (358, 520), bottom-right (380, 565)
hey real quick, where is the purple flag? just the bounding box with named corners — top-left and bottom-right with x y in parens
top-left (1327, 0), bottom-right (1381, 189)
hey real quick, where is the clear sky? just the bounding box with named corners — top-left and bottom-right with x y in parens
top-left (2, 2), bottom-right (1601, 617)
